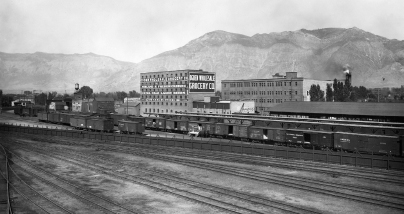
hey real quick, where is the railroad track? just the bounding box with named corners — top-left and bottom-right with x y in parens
top-left (7, 154), bottom-right (141, 214)
top-left (4, 125), bottom-right (404, 184)
top-left (7, 136), bottom-right (404, 212)
top-left (0, 144), bottom-right (13, 214)
top-left (27, 132), bottom-right (404, 185)
top-left (2, 117), bottom-right (404, 179)
top-left (4, 141), bottom-right (276, 214)
top-left (13, 143), bottom-right (321, 214)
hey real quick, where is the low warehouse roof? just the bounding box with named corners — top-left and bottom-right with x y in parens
top-left (270, 102), bottom-right (404, 117)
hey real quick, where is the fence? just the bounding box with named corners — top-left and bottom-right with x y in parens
top-left (1, 123), bottom-right (403, 171)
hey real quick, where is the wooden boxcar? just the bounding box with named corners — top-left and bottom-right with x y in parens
top-left (37, 112), bottom-right (48, 122)
top-left (213, 123), bottom-right (229, 138)
top-left (199, 121), bottom-right (216, 137)
top-left (233, 124), bottom-right (250, 140)
top-left (70, 116), bottom-right (89, 129)
top-left (110, 114), bottom-right (128, 125)
top-left (334, 132), bottom-right (401, 155)
top-left (285, 130), bottom-right (304, 144)
top-left (59, 113), bottom-right (74, 125)
top-left (118, 120), bottom-right (144, 134)
top-left (127, 116), bottom-right (145, 124)
top-left (48, 112), bottom-right (60, 123)
top-left (87, 118), bottom-right (114, 132)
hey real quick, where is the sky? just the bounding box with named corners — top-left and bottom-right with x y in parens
top-left (1, 0), bottom-right (404, 63)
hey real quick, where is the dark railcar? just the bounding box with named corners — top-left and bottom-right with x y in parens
top-left (48, 112), bottom-right (60, 123)
top-left (118, 120), bottom-right (144, 134)
top-left (233, 124), bottom-right (250, 139)
top-left (334, 132), bottom-right (401, 155)
top-left (214, 123), bottom-right (229, 137)
top-left (127, 116), bottom-right (145, 124)
top-left (37, 112), bottom-right (48, 122)
top-left (70, 115), bottom-right (89, 129)
top-left (110, 114), bottom-right (128, 126)
top-left (285, 130), bottom-right (304, 144)
top-left (87, 118), bottom-right (114, 132)
top-left (199, 121), bottom-right (216, 137)
top-left (145, 117), bottom-right (164, 130)
top-left (59, 113), bottom-right (75, 125)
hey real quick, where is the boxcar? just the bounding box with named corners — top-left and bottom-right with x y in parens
top-left (70, 115), bottom-right (89, 129)
top-left (118, 120), bottom-right (144, 134)
top-left (198, 121), bottom-right (216, 137)
top-left (285, 130), bottom-right (305, 144)
top-left (233, 124), bottom-right (250, 140)
top-left (87, 118), bottom-right (114, 132)
top-left (213, 123), bottom-right (229, 138)
top-left (48, 112), bottom-right (60, 123)
top-left (110, 114), bottom-right (128, 125)
top-left (59, 113), bottom-right (74, 125)
top-left (37, 112), bottom-right (48, 122)
top-left (127, 116), bottom-right (145, 124)
top-left (334, 132), bottom-right (401, 155)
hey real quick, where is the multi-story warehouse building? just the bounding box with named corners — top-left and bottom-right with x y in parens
top-left (140, 69), bottom-right (216, 115)
top-left (221, 72), bottom-right (333, 112)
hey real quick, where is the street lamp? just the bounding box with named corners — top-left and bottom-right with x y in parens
top-left (75, 83), bottom-right (79, 91)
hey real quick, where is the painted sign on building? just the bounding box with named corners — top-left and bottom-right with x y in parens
top-left (72, 100), bottom-right (82, 112)
top-left (230, 101), bottom-right (255, 113)
top-left (189, 72), bottom-right (216, 93)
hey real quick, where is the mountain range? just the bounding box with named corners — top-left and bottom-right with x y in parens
top-left (1, 27), bottom-right (403, 93)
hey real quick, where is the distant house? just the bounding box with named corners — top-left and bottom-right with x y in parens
top-left (115, 101), bottom-right (141, 116)
top-left (81, 97), bottom-right (115, 114)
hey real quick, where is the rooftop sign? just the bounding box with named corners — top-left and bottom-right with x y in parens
top-left (189, 72), bottom-right (215, 93)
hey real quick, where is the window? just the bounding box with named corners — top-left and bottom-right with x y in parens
top-left (145, 108), bottom-right (147, 112)
top-left (185, 103), bottom-right (187, 106)
top-left (295, 82), bottom-right (297, 86)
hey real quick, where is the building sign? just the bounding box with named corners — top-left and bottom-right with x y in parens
top-left (72, 100), bottom-right (82, 112)
top-left (230, 101), bottom-right (255, 113)
top-left (189, 72), bottom-right (216, 93)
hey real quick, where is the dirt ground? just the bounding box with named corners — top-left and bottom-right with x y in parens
top-left (1, 112), bottom-right (404, 214)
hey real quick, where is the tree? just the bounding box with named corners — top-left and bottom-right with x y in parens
top-left (129, 90), bottom-right (141, 98)
top-left (309, 84), bottom-right (325, 101)
top-left (1, 95), bottom-right (13, 107)
top-left (48, 91), bottom-right (57, 100)
top-left (326, 84), bottom-right (333, 102)
top-left (35, 93), bottom-right (47, 105)
top-left (116, 91), bottom-right (128, 101)
top-left (79, 86), bottom-right (93, 99)
top-left (215, 90), bottom-right (222, 98)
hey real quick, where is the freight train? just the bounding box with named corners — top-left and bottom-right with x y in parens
top-left (37, 112), bottom-right (145, 134)
top-left (143, 113), bottom-right (404, 156)
top-left (36, 111), bottom-right (404, 156)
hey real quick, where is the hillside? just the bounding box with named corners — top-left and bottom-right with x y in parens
top-left (0, 52), bottom-right (136, 93)
top-left (1, 27), bottom-right (404, 93)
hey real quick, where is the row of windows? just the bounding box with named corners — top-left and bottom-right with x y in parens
top-left (247, 98), bottom-right (298, 103)
top-left (225, 91), bottom-right (298, 96)
top-left (144, 108), bottom-right (188, 113)
top-left (142, 95), bottom-right (188, 99)
top-left (224, 81), bottom-right (298, 88)
top-left (142, 73), bottom-right (185, 79)
top-left (141, 81), bottom-right (188, 86)
top-left (142, 102), bottom-right (188, 106)
top-left (142, 88), bottom-right (186, 92)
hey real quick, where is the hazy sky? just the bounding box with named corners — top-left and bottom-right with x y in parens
top-left (1, 0), bottom-right (403, 63)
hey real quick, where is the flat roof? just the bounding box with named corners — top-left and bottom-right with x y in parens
top-left (140, 69), bottom-right (211, 74)
top-left (221, 78), bottom-right (334, 82)
top-left (270, 102), bottom-right (404, 117)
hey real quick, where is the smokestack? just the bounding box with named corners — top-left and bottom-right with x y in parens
top-left (342, 64), bottom-right (352, 84)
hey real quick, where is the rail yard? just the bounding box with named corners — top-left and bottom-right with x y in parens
top-left (1, 110), bottom-right (404, 214)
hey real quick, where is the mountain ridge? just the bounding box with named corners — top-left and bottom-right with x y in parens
top-left (1, 27), bottom-right (403, 93)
